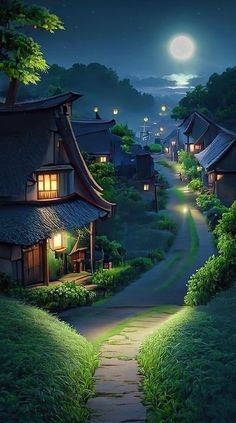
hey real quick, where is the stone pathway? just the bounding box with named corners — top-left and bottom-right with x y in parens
top-left (87, 310), bottom-right (175, 423)
top-left (61, 155), bottom-right (215, 422)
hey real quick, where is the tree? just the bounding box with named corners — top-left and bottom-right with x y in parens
top-left (0, 0), bottom-right (64, 105)
top-left (111, 123), bottom-right (135, 152)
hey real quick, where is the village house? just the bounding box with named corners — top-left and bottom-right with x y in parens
top-left (0, 92), bottom-right (113, 286)
top-left (72, 117), bottom-right (125, 167)
top-left (177, 112), bottom-right (218, 153)
top-left (195, 128), bottom-right (236, 206)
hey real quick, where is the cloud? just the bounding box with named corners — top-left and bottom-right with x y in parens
top-left (163, 73), bottom-right (198, 87)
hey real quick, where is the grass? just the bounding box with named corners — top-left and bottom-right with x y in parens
top-left (0, 297), bottom-right (98, 423)
top-left (92, 305), bottom-right (180, 349)
top-left (156, 159), bottom-right (182, 173)
top-left (172, 185), bottom-right (187, 203)
top-left (138, 284), bottom-right (236, 423)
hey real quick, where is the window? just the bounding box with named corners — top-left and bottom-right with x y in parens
top-left (189, 144), bottom-right (195, 153)
top-left (143, 184), bottom-right (150, 191)
top-left (38, 174), bottom-right (58, 199)
top-left (100, 156), bottom-right (107, 163)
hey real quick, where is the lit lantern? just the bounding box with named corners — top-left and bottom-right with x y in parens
top-left (143, 184), bottom-right (150, 191)
top-left (144, 116), bottom-right (149, 123)
top-left (49, 232), bottom-right (67, 252)
top-left (189, 144), bottom-right (195, 153)
top-left (100, 156), bottom-right (107, 163)
top-left (113, 108), bottom-right (119, 115)
top-left (171, 140), bottom-right (176, 146)
top-left (217, 174), bottom-right (224, 181)
top-left (93, 106), bottom-right (99, 113)
top-left (165, 147), bottom-right (169, 153)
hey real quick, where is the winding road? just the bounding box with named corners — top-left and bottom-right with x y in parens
top-left (61, 156), bottom-right (215, 422)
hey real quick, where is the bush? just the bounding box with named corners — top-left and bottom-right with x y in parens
top-left (91, 265), bottom-right (139, 289)
top-left (152, 214), bottom-right (177, 233)
top-left (149, 143), bottom-right (162, 153)
top-left (206, 205), bottom-right (228, 230)
top-left (0, 272), bottom-right (17, 292)
top-left (196, 192), bottom-right (222, 211)
top-left (147, 248), bottom-right (165, 262)
top-left (184, 255), bottom-right (235, 305)
top-left (10, 281), bottom-right (95, 312)
top-left (188, 178), bottom-right (203, 191)
top-left (129, 256), bottom-right (153, 271)
top-left (214, 200), bottom-right (236, 238)
top-left (95, 235), bottom-right (125, 265)
top-left (0, 297), bottom-right (98, 423)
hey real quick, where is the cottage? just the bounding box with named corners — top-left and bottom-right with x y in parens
top-left (178, 112), bottom-right (218, 153)
top-left (195, 129), bottom-right (236, 206)
top-left (72, 118), bottom-right (124, 166)
top-left (0, 92), bottom-right (113, 286)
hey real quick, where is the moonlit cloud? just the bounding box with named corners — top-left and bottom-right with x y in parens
top-left (163, 73), bottom-right (198, 87)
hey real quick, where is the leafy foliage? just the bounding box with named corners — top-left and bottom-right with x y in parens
top-left (206, 205), bottom-right (228, 231)
top-left (151, 213), bottom-right (177, 233)
top-left (139, 286), bottom-right (236, 423)
top-left (91, 265), bottom-right (139, 289)
top-left (196, 192), bottom-right (222, 211)
top-left (111, 123), bottom-right (135, 152)
top-left (188, 178), bottom-right (203, 191)
top-left (185, 201), bottom-right (236, 305)
top-left (149, 143), bottom-right (162, 153)
top-left (177, 150), bottom-right (199, 180)
top-left (0, 297), bottom-right (98, 422)
top-left (88, 161), bottom-right (117, 201)
top-left (171, 67), bottom-right (236, 127)
top-left (5, 280), bottom-right (95, 312)
top-left (95, 235), bottom-right (125, 265)
top-left (0, 0), bottom-right (64, 102)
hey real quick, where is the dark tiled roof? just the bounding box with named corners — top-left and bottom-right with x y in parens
top-left (0, 92), bottom-right (81, 113)
top-left (0, 197), bottom-right (106, 245)
top-left (195, 131), bottom-right (235, 170)
top-left (72, 119), bottom-right (116, 136)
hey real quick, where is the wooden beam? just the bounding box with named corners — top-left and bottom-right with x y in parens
top-left (42, 239), bottom-right (49, 286)
top-left (89, 222), bottom-right (95, 274)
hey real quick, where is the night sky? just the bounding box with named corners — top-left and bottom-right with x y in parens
top-left (25, 0), bottom-right (236, 96)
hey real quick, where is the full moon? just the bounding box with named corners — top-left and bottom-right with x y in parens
top-left (169, 35), bottom-right (195, 61)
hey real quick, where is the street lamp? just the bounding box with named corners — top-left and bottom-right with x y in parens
top-left (93, 106), bottom-right (99, 113)
top-left (161, 105), bottom-right (167, 112)
top-left (144, 116), bottom-right (149, 123)
top-left (171, 140), bottom-right (176, 161)
top-left (160, 127), bottom-right (164, 133)
top-left (113, 108), bottom-right (119, 115)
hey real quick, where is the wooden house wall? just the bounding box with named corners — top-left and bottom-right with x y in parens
top-left (215, 174), bottom-right (236, 206)
top-left (216, 142), bottom-right (236, 170)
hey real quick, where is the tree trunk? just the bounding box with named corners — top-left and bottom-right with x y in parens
top-left (5, 77), bottom-right (18, 106)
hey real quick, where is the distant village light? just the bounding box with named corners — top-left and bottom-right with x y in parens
top-left (143, 184), bottom-right (150, 191)
top-left (171, 140), bottom-right (176, 146)
top-left (93, 106), bottom-right (99, 113)
top-left (113, 108), bottom-right (119, 115)
top-left (144, 117), bottom-right (149, 123)
top-left (197, 165), bottom-right (202, 172)
top-left (161, 105), bottom-right (167, 112)
top-left (160, 127), bottom-right (164, 132)
top-left (100, 156), bottom-right (107, 163)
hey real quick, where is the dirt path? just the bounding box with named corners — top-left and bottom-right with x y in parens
top-left (61, 156), bottom-right (215, 422)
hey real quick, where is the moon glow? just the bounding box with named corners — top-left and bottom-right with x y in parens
top-left (169, 35), bottom-right (195, 61)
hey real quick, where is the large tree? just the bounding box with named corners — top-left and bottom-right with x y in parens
top-left (0, 0), bottom-right (64, 106)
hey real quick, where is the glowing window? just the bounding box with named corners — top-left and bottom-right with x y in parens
top-left (189, 144), bottom-right (195, 153)
top-left (38, 174), bottom-right (58, 199)
top-left (144, 184), bottom-right (150, 191)
top-left (100, 156), bottom-right (107, 163)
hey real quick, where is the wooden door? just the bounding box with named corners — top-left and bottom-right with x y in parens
top-left (23, 244), bottom-right (43, 285)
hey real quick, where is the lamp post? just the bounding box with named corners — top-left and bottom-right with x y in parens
top-left (93, 106), bottom-right (99, 113)
top-left (171, 140), bottom-right (176, 161)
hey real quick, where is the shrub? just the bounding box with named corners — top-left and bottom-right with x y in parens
top-left (149, 143), bottom-right (162, 153)
top-left (129, 256), bottom-right (153, 271)
top-left (184, 255), bottom-right (235, 305)
top-left (10, 281), bottom-right (95, 312)
top-left (147, 248), bottom-right (165, 262)
top-left (152, 214), bottom-right (177, 233)
top-left (95, 235), bottom-right (125, 265)
top-left (188, 178), bottom-right (203, 191)
top-left (214, 200), bottom-right (236, 238)
top-left (206, 205), bottom-right (228, 230)
top-left (0, 272), bottom-right (17, 292)
top-left (91, 265), bottom-right (139, 289)
top-left (196, 192), bottom-right (222, 211)
top-left (158, 189), bottom-right (168, 209)
top-left (0, 297), bottom-right (98, 422)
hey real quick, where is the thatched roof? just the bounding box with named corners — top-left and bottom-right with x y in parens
top-left (195, 131), bottom-right (236, 171)
top-left (0, 92), bottom-right (81, 113)
top-left (0, 196), bottom-right (105, 245)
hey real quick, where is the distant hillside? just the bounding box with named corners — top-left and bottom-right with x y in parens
top-left (0, 63), bottom-right (155, 120)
